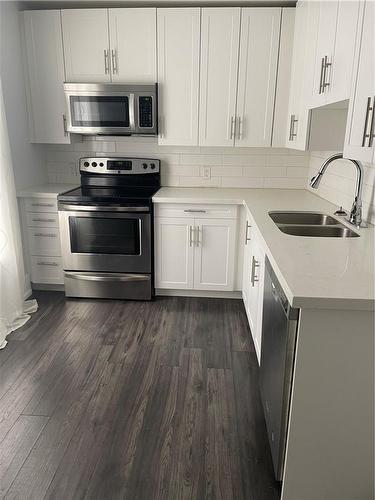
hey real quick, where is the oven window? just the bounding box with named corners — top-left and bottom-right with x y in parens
top-left (69, 217), bottom-right (140, 255)
top-left (70, 96), bottom-right (130, 128)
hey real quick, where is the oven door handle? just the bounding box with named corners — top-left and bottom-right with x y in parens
top-left (65, 272), bottom-right (150, 282)
top-left (58, 204), bottom-right (149, 213)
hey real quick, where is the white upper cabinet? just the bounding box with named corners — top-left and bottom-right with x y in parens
top-left (344, 1), bottom-right (374, 164)
top-left (236, 8), bottom-right (281, 147)
top-left (157, 8), bottom-right (200, 146)
top-left (109, 9), bottom-right (156, 83)
top-left (62, 9), bottom-right (111, 82)
top-left (22, 10), bottom-right (70, 144)
top-left (309, 0), bottom-right (361, 108)
top-left (199, 8), bottom-right (241, 147)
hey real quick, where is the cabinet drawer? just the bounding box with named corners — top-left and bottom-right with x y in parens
top-left (154, 204), bottom-right (238, 219)
top-left (27, 227), bottom-right (61, 256)
top-left (24, 198), bottom-right (58, 213)
top-left (30, 256), bottom-right (63, 284)
top-left (26, 212), bottom-right (59, 228)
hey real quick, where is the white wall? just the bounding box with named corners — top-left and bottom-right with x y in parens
top-left (0, 1), bottom-right (46, 190)
top-left (308, 152), bottom-right (375, 225)
top-left (45, 136), bottom-right (309, 188)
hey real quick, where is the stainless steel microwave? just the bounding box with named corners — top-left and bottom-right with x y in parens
top-left (64, 83), bottom-right (157, 136)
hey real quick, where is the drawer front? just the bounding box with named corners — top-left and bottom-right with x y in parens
top-left (26, 212), bottom-right (59, 228)
top-left (30, 256), bottom-right (63, 284)
top-left (154, 204), bottom-right (238, 219)
top-left (27, 227), bottom-right (61, 256)
top-left (25, 198), bottom-right (58, 213)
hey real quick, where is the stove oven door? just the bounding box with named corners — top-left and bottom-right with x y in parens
top-left (58, 205), bottom-right (151, 274)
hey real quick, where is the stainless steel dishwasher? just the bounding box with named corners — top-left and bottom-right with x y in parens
top-left (260, 256), bottom-right (299, 481)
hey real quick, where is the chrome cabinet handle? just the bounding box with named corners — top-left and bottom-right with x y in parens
top-left (230, 116), bottom-right (235, 139)
top-left (32, 218), bottom-right (55, 223)
top-left (184, 209), bottom-right (206, 213)
top-left (104, 49), bottom-right (110, 74)
top-left (289, 115), bottom-right (298, 141)
top-left (62, 114), bottom-right (68, 136)
top-left (250, 256), bottom-right (260, 287)
top-left (245, 221), bottom-right (251, 245)
top-left (34, 232), bottom-right (57, 238)
top-left (319, 57), bottom-right (325, 94)
top-left (31, 202), bottom-right (54, 207)
top-left (111, 49), bottom-right (117, 74)
top-left (37, 261), bottom-right (59, 267)
top-left (362, 96), bottom-right (373, 147)
top-left (189, 225), bottom-right (194, 247)
top-left (237, 116), bottom-right (243, 140)
top-left (322, 55), bottom-right (332, 92)
top-left (370, 96), bottom-right (375, 148)
top-left (196, 227), bottom-right (201, 247)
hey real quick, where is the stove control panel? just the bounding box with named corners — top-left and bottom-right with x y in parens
top-left (80, 157), bottom-right (160, 175)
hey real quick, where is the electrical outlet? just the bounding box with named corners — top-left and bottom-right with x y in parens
top-left (202, 166), bottom-right (211, 180)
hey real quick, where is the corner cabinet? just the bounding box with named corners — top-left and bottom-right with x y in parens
top-left (242, 209), bottom-right (265, 363)
top-left (154, 204), bottom-right (238, 292)
top-left (22, 10), bottom-right (70, 144)
top-left (344, 1), bottom-right (375, 164)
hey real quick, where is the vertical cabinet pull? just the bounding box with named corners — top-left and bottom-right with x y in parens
top-left (111, 49), bottom-right (118, 74)
top-left (368, 96), bottom-right (375, 148)
top-left (245, 221), bottom-right (251, 245)
top-left (189, 226), bottom-right (202, 247)
top-left (362, 96), bottom-right (374, 147)
top-left (237, 117), bottom-right (243, 140)
top-left (289, 115), bottom-right (298, 141)
top-left (62, 114), bottom-right (68, 136)
top-left (322, 55), bottom-right (331, 92)
top-left (230, 116), bottom-right (235, 139)
top-left (104, 49), bottom-right (110, 74)
top-left (319, 57), bottom-right (325, 94)
top-left (251, 256), bottom-right (260, 287)
top-left (189, 225), bottom-right (194, 247)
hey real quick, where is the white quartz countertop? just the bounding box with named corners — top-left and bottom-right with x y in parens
top-left (17, 183), bottom-right (77, 198)
top-left (153, 187), bottom-right (375, 311)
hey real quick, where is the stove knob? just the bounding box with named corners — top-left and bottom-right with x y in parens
top-left (99, 162), bottom-right (104, 167)
top-left (92, 162), bottom-right (97, 167)
top-left (83, 161), bottom-right (89, 167)
top-left (150, 163), bottom-right (156, 170)
top-left (142, 163), bottom-right (148, 169)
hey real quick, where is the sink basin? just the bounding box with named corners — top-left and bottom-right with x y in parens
top-left (269, 211), bottom-right (339, 225)
top-left (278, 225), bottom-right (359, 238)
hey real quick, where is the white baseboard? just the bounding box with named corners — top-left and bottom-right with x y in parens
top-left (155, 289), bottom-right (242, 299)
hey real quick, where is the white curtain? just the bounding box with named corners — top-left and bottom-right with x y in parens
top-left (0, 77), bottom-right (37, 349)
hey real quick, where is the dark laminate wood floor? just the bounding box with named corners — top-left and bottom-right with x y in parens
top-left (0, 292), bottom-right (280, 500)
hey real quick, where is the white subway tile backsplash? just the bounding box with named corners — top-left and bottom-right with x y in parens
top-left (264, 178), bottom-right (307, 189)
top-left (46, 137), bottom-right (311, 190)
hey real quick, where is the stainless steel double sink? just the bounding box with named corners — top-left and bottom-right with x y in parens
top-left (269, 211), bottom-right (360, 238)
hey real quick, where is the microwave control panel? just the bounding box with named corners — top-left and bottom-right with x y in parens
top-left (138, 96), bottom-right (153, 128)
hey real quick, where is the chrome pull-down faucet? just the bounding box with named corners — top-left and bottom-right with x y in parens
top-left (309, 152), bottom-right (366, 228)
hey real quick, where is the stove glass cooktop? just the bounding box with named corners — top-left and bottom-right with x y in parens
top-left (58, 186), bottom-right (160, 204)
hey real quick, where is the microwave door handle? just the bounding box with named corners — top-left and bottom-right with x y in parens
top-left (129, 93), bottom-right (136, 132)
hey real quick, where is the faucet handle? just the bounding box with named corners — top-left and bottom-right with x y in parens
top-left (334, 206), bottom-right (347, 216)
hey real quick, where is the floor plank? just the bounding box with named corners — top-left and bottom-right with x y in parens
top-left (0, 292), bottom-right (279, 500)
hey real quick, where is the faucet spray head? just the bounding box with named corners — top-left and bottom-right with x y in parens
top-left (309, 172), bottom-right (322, 189)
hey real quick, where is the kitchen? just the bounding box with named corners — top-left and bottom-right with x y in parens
top-left (0, 0), bottom-right (373, 499)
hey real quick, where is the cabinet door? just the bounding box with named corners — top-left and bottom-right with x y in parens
top-left (155, 217), bottom-right (194, 289)
top-left (193, 218), bottom-right (236, 291)
top-left (235, 8), bottom-right (281, 147)
top-left (344, 1), bottom-right (375, 163)
top-left (326, 0), bottom-right (361, 105)
top-left (22, 11), bottom-right (69, 144)
top-left (199, 8), bottom-right (240, 147)
top-left (157, 8), bottom-right (200, 146)
top-left (109, 9), bottom-right (156, 83)
top-left (309, 1), bottom-right (337, 108)
top-left (62, 9), bottom-right (110, 82)
top-left (285, 1), bottom-right (309, 149)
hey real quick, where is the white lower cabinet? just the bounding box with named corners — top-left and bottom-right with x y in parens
top-left (155, 205), bottom-right (237, 292)
top-left (242, 209), bottom-right (265, 363)
top-left (20, 197), bottom-right (64, 285)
